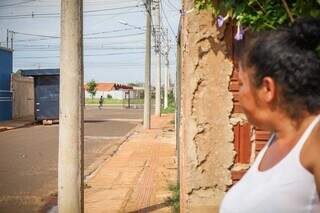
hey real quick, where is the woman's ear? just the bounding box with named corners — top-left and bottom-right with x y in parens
top-left (260, 76), bottom-right (276, 103)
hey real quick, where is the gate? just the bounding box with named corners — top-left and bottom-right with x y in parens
top-left (34, 76), bottom-right (59, 121)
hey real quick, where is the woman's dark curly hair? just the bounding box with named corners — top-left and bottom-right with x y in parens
top-left (241, 17), bottom-right (320, 119)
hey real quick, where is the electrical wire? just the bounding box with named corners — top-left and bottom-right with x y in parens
top-left (12, 32), bottom-right (144, 43)
top-left (0, 9), bottom-right (143, 19)
top-left (0, 0), bottom-right (36, 8)
top-left (12, 39), bottom-right (145, 48)
top-left (160, 0), bottom-right (176, 42)
top-left (166, 0), bottom-right (179, 11)
top-left (0, 4), bottom-right (142, 17)
top-left (12, 28), bottom-right (138, 40)
top-left (85, 32), bottom-right (144, 39)
top-left (14, 51), bottom-right (145, 59)
top-left (14, 47), bottom-right (145, 51)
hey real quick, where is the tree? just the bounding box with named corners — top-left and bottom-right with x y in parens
top-left (86, 80), bottom-right (97, 100)
top-left (195, 0), bottom-right (320, 32)
top-left (128, 82), bottom-right (144, 87)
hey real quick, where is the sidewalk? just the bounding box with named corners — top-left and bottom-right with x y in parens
top-left (85, 114), bottom-right (177, 213)
top-left (0, 116), bottom-right (35, 132)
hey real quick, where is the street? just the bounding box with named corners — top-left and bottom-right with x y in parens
top-left (0, 107), bottom-right (143, 213)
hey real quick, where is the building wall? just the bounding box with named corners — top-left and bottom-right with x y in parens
top-left (85, 90), bottom-right (126, 100)
top-left (0, 47), bottom-right (13, 121)
top-left (11, 73), bottom-right (34, 119)
top-left (180, 3), bottom-right (235, 211)
top-left (0, 48), bottom-right (12, 91)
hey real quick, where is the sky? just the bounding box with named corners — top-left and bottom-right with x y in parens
top-left (0, 0), bottom-right (181, 85)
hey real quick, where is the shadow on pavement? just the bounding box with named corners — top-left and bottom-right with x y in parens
top-left (127, 202), bottom-right (171, 213)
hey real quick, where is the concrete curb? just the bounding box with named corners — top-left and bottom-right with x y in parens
top-left (84, 123), bottom-right (142, 182)
top-left (0, 121), bottom-right (36, 133)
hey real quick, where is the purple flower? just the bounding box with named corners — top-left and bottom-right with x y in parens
top-left (234, 24), bottom-right (245, 40)
top-left (217, 15), bottom-right (224, 27)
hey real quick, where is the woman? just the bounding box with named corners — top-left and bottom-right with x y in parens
top-left (220, 17), bottom-right (320, 212)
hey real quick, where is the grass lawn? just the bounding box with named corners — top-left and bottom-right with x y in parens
top-left (161, 104), bottom-right (175, 114)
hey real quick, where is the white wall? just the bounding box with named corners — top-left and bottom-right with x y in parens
top-left (85, 90), bottom-right (126, 99)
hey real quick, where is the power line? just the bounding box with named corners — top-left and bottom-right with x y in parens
top-left (140, 0), bottom-right (157, 52)
top-left (0, 9), bottom-right (143, 19)
top-left (15, 51), bottom-right (145, 59)
top-left (85, 28), bottom-right (137, 36)
top-left (12, 32), bottom-right (144, 43)
top-left (14, 31), bottom-right (59, 38)
top-left (12, 39), bottom-right (146, 47)
top-left (0, 0), bottom-right (35, 8)
top-left (12, 28), bottom-right (138, 39)
top-left (14, 47), bottom-right (145, 51)
top-left (0, 4), bottom-right (142, 17)
top-left (160, 0), bottom-right (176, 41)
top-left (85, 32), bottom-right (144, 39)
top-left (166, 0), bottom-right (179, 11)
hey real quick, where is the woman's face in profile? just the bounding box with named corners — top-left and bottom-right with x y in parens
top-left (238, 65), bottom-right (262, 126)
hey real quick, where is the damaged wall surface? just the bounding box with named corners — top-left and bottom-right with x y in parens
top-left (179, 1), bottom-right (235, 211)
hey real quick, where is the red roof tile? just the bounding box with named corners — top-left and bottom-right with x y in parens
top-left (85, 83), bottom-right (133, 92)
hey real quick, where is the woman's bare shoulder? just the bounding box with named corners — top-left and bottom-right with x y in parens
top-left (308, 123), bottom-right (320, 195)
top-left (301, 122), bottom-right (320, 172)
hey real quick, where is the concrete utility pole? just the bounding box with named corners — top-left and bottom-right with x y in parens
top-left (164, 28), bottom-right (170, 109)
top-left (154, 0), bottom-right (161, 116)
top-left (58, 0), bottom-right (84, 212)
top-left (144, 0), bottom-right (151, 129)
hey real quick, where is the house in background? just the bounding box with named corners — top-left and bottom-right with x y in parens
top-left (0, 47), bottom-right (13, 121)
top-left (85, 83), bottom-right (133, 100)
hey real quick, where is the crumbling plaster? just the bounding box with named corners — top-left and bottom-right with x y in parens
top-left (180, 3), bottom-right (236, 211)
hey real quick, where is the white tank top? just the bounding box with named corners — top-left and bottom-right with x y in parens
top-left (220, 115), bottom-right (320, 213)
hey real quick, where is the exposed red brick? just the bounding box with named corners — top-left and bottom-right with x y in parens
top-left (229, 81), bottom-right (239, 92)
top-left (255, 129), bottom-right (270, 152)
top-left (231, 169), bottom-right (248, 184)
top-left (233, 123), bottom-right (252, 164)
top-left (255, 130), bottom-right (271, 141)
top-left (230, 69), bottom-right (239, 81)
top-left (255, 140), bottom-right (268, 152)
top-left (232, 92), bottom-right (239, 102)
top-left (232, 102), bottom-right (242, 114)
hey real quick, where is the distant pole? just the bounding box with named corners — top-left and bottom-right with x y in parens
top-left (143, 0), bottom-right (151, 129)
top-left (176, 17), bottom-right (182, 186)
top-left (128, 91), bottom-right (131, 108)
top-left (10, 31), bottom-right (14, 50)
top-left (6, 29), bottom-right (9, 49)
top-left (164, 28), bottom-right (169, 109)
top-left (58, 0), bottom-right (84, 212)
top-left (155, 0), bottom-right (161, 116)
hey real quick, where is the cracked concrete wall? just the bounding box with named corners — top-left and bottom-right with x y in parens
top-left (180, 1), bottom-right (235, 212)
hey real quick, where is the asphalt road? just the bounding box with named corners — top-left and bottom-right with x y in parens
top-left (0, 107), bottom-right (143, 213)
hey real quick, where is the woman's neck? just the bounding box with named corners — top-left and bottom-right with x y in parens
top-left (271, 113), bottom-right (317, 145)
